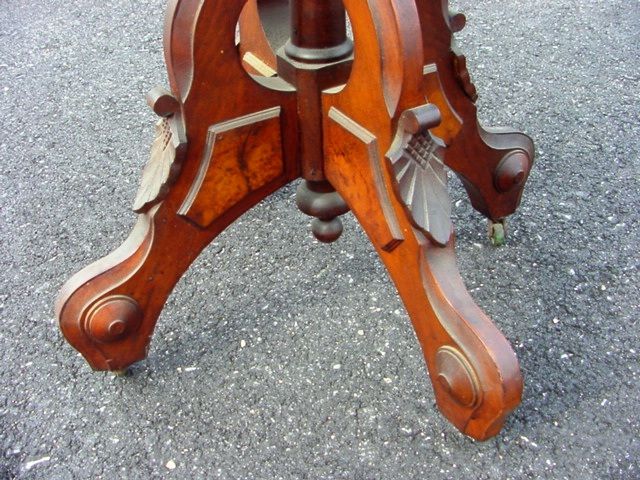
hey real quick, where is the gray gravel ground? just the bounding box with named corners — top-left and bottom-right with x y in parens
top-left (1, 0), bottom-right (639, 479)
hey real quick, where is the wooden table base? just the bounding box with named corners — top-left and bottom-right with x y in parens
top-left (56, 0), bottom-right (534, 441)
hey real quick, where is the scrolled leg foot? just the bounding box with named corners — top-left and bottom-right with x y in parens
top-left (420, 242), bottom-right (522, 439)
top-left (55, 212), bottom-right (178, 372)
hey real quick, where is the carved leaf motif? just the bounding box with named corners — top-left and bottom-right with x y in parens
top-left (440, 0), bottom-right (478, 102)
top-left (389, 131), bottom-right (452, 246)
top-left (133, 118), bottom-right (183, 213)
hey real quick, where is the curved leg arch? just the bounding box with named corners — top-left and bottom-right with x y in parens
top-left (320, 0), bottom-right (523, 439)
top-left (56, 0), bottom-right (299, 371)
top-left (322, 110), bottom-right (523, 440)
top-left (417, 0), bottom-right (535, 223)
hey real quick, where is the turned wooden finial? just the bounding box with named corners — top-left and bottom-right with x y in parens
top-left (296, 180), bottom-right (350, 243)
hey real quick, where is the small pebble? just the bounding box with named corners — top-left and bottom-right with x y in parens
top-left (166, 460), bottom-right (176, 470)
top-left (23, 457), bottom-right (50, 471)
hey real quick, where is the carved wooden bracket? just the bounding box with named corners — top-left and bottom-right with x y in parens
top-left (133, 86), bottom-right (187, 213)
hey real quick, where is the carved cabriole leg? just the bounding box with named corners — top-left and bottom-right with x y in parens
top-left (56, 0), bottom-right (298, 371)
top-left (324, 108), bottom-right (523, 439)
top-left (56, 207), bottom-right (219, 371)
top-left (417, 0), bottom-right (535, 226)
top-left (322, 0), bottom-right (522, 440)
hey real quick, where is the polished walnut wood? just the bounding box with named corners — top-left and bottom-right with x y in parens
top-left (56, 0), bottom-right (534, 441)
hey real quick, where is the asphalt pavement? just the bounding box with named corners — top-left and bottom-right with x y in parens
top-left (0, 0), bottom-right (638, 479)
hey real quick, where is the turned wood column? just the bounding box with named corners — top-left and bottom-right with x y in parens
top-left (278, 0), bottom-right (354, 240)
top-left (285, 0), bottom-right (352, 63)
top-left (278, 0), bottom-right (353, 184)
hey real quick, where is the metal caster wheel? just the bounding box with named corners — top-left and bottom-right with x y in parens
top-left (488, 219), bottom-right (506, 247)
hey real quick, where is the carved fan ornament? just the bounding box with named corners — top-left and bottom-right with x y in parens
top-left (388, 105), bottom-right (452, 246)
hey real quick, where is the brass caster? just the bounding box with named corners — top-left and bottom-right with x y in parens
top-left (112, 369), bottom-right (130, 377)
top-left (488, 219), bottom-right (506, 247)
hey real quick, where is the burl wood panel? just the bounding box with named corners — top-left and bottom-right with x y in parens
top-left (179, 107), bottom-right (286, 228)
